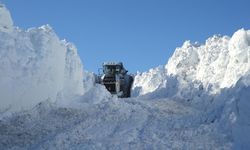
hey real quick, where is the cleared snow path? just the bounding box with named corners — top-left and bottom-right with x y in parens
top-left (1, 3), bottom-right (249, 149)
top-left (0, 97), bottom-right (230, 150)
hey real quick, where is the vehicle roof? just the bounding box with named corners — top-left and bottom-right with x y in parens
top-left (103, 62), bottom-right (123, 66)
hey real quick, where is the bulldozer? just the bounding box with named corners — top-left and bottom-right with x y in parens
top-left (95, 62), bottom-right (134, 98)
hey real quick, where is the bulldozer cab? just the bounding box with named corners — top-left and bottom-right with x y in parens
top-left (102, 62), bottom-right (127, 75)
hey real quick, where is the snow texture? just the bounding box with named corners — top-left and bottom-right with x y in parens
top-left (133, 29), bottom-right (250, 96)
top-left (132, 28), bottom-right (250, 149)
top-left (0, 4), bottom-right (84, 115)
top-left (132, 66), bottom-right (167, 96)
top-left (0, 3), bottom-right (13, 32)
top-left (1, 3), bottom-right (250, 150)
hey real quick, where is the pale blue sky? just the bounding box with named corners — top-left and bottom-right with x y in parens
top-left (2, 0), bottom-right (250, 73)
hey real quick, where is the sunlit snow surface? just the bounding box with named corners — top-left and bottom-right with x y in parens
top-left (0, 3), bottom-right (84, 115)
top-left (1, 3), bottom-right (250, 150)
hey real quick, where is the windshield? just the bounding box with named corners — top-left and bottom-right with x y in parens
top-left (103, 65), bottom-right (121, 74)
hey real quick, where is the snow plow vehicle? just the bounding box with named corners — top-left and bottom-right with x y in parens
top-left (95, 62), bottom-right (134, 98)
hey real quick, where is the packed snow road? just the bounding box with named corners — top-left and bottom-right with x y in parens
top-left (0, 97), bottom-right (230, 150)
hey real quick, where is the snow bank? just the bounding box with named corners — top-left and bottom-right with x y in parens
top-left (231, 76), bottom-right (250, 149)
top-left (0, 5), bottom-right (84, 115)
top-left (209, 73), bottom-right (250, 150)
top-left (133, 29), bottom-right (250, 96)
top-left (132, 66), bottom-right (167, 96)
top-left (166, 29), bottom-right (250, 91)
top-left (132, 29), bottom-right (250, 149)
top-left (222, 29), bottom-right (250, 87)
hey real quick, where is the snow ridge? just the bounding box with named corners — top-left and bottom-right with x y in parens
top-left (132, 28), bottom-right (250, 149)
top-left (166, 29), bottom-right (250, 90)
top-left (133, 29), bottom-right (250, 96)
top-left (0, 5), bottom-right (84, 115)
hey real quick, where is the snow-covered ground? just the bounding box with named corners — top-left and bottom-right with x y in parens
top-left (1, 3), bottom-right (250, 150)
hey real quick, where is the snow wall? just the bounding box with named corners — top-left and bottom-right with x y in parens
top-left (0, 4), bottom-right (85, 114)
top-left (132, 29), bottom-right (250, 149)
top-left (133, 29), bottom-right (250, 96)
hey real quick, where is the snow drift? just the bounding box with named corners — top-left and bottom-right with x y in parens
top-left (132, 28), bottom-right (250, 149)
top-left (133, 29), bottom-right (250, 96)
top-left (0, 3), bottom-right (84, 115)
top-left (167, 29), bottom-right (250, 89)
